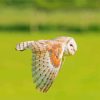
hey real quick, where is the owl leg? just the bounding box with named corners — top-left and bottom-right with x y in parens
top-left (16, 41), bottom-right (34, 51)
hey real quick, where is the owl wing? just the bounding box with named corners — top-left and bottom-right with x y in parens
top-left (31, 40), bottom-right (64, 92)
top-left (16, 40), bottom-right (64, 92)
top-left (16, 40), bottom-right (47, 51)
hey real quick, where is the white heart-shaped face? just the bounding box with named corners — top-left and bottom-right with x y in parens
top-left (64, 38), bottom-right (77, 55)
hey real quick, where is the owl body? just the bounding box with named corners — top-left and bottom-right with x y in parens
top-left (16, 36), bottom-right (77, 92)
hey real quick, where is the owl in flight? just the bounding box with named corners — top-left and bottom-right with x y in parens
top-left (16, 36), bottom-right (77, 93)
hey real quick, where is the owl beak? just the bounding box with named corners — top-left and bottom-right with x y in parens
top-left (71, 48), bottom-right (77, 55)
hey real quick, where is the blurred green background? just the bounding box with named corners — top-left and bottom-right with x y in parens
top-left (0, 0), bottom-right (100, 100)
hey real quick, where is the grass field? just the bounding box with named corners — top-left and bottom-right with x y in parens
top-left (0, 32), bottom-right (100, 100)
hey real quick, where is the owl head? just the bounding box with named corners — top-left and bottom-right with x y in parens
top-left (64, 37), bottom-right (77, 55)
top-left (56, 36), bottom-right (77, 56)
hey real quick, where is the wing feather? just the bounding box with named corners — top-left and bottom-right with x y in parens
top-left (42, 70), bottom-right (57, 92)
top-left (31, 41), bottom-right (64, 92)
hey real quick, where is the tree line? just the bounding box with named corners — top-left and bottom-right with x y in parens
top-left (0, 0), bottom-right (99, 10)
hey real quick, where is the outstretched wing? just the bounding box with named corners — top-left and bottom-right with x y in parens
top-left (32, 40), bottom-right (64, 92)
top-left (16, 40), bottom-right (64, 92)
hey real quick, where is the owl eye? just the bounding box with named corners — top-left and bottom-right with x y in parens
top-left (70, 44), bottom-right (73, 47)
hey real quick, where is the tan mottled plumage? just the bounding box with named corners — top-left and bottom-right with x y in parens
top-left (16, 36), bottom-right (77, 92)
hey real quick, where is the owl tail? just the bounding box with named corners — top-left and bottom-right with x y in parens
top-left (16, 41), bottom-right (34, 51)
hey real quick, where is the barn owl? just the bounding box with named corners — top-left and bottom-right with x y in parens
top-left (16, 36), bottom-right (77, 92)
